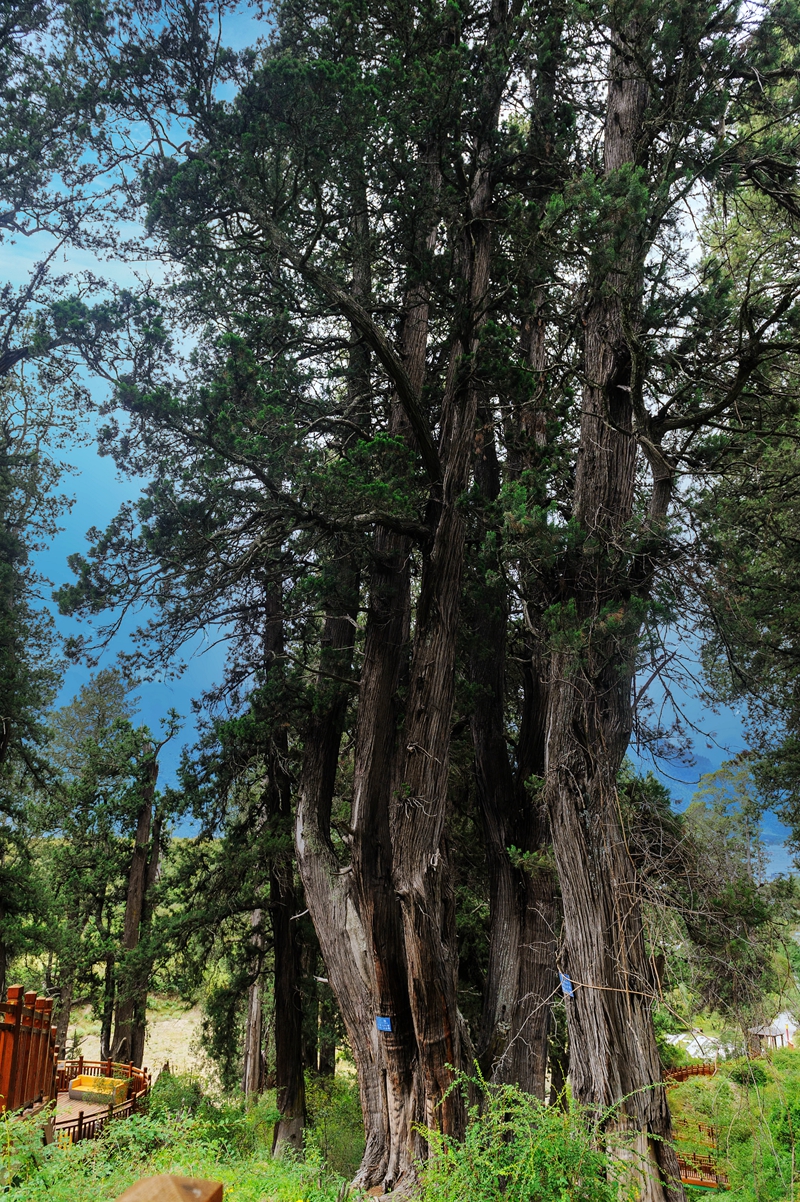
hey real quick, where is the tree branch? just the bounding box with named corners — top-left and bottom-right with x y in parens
top-left (243, 201), bottom-right (442, 484)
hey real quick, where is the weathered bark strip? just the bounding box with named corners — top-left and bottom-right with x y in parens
top-left (112, 750), bottom-right (158, 1063)
top-left (470, 419), bottom-right (557, 1098)
top-left (541, 21), bottom-right (683, 1202)
top-left (242, 908), bottom-right (264, 1096)
top-left (295, 591), bottom-right (390, 1189)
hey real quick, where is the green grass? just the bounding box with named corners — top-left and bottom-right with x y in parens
top-left (13, 1056), bottom-right (800, 1201)
top-left (1, 1074), bottom-right (354, 1201)
top-left (418, 1073), bottom-right (637, 1202)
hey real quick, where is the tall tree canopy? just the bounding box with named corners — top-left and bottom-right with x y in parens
top-left (56, 0), bottom-right (800, 1196)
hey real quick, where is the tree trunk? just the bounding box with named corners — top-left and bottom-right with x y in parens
top-left (470, 396), bottom-right (558, 1098)
top-left (471, 594), bottom-right (558, 1098)
top-left (100, 950), bottom-right (114, 1060)
top-left (256, 586), bottom-right (307, 1153)
top-left (129, 807), bottom-right (163, 1067)
top-left (349, 260), bottom-right (438, 1185)
top-left (271, 857), bottom-right (306, 1152)
top-left (112, 750), bottom-right (158, 1063)
top-left (540, 21), bottom-right (683, 1201)
top-left (352, 519), bottom-right (421, 1188)
top-left (295, 592), bottom-right (390, 1189)
top-left (242, 909), bottom-right (264, 1096)
top-left (389, 59), bottom-right (508, 1135)
top-left (545, 661), bottom-right (681, 1199)
top-left (55, 966), bottom-right (75, 1054)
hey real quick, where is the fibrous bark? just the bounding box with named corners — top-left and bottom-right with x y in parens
top-left (540, 21), bottom-right (683, 1201)
top-left (112, 751), bottom-right (158, 1064)
top-left (242, 908), bottom-right (264, 1097)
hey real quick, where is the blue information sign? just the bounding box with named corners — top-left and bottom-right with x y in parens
top-left (376, 1016), bottom-right (393, 1032)
top-left (559, 972), bottom-right (574, 998)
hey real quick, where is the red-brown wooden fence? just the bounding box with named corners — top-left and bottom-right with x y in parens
top-left (0, 986), bottom-right (58, 1113)
top-left (664, 1062), bottom-right (718, 1084)
top-left (676, 1151), bottom-right (730, 1189)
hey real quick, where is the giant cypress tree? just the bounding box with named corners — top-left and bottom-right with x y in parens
top-left (60, 0), bottom-right (800, 1196)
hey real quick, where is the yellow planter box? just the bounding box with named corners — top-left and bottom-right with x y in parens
top-left (68, 1075), bottom-right (129, 1106)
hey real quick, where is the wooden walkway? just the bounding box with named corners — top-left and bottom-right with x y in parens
top-left (49, 1058), bottom-right (151, 1144)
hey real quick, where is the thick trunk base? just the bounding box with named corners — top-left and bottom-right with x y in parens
top-left (273, 1114), bottom-right (304, 1157)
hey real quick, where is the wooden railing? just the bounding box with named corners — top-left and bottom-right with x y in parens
top-left (677, 1151), bottom-right (729, 1189)
top-left (674, 1116), bottom-right (717, 1145)
top-left (52, 1058), bottom-right (151, 1145)
top-left (0, 987), bottom-right (58, 1113)
top-left (669, 1066), bottom-right (729, 1188)
top-left (665, 1063), bottom-right (718, 1084)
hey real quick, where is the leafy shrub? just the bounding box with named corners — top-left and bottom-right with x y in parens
top-left (0, 1109), bottom-right (54, 1189)
top-left (146, 1069), bottom-right (204, 1120)
top-left (419, 1074), bottom-right (635, 1202)
top-left (100, 1112), bottom-right (175, 1158)
top-left (306, 1073), bottom-right (364, 1179)
top-left (1, 1082), bottom-right (347, 1202)
top-left (729, 1061), bottom-right (768, 1087)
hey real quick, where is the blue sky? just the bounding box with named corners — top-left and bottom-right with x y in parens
top-left (34, 432), bottom-right (230, 786)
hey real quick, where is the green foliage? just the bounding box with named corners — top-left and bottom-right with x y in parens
top-left (618, 758), bottom-right (788, 1028)
top-left (419, 1074), bottom-right (633, 1202)
top-left (146, 1070), bottom-right (204, 1120)
top-left (506, 845), bottom-right (555, 876)
top-left (651, 1006), bottom-right (690, 1070)
top-left (305, 1074), bottom-right (364, 1180)
top-left (729, 1062), bottom-right (768, 1088)
top-left (26, 671), bottom-right (178, 1050)
top-left (1, 1075), bottom-right (347, 1202)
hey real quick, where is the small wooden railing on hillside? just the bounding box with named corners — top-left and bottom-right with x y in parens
top-left (53, 1058), bottom-right (151, 1144)
top-left (676, 1151), bottom-right (729, 1189)
top-left (665, 1063), bottom-right (718, 1084)
top-left (668, 1064), bottom-right (730, 1188)
top-left (0, 987), bottom-right (58, 1113)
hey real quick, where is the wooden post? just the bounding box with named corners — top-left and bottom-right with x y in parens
top-left (0, 987), bottom-right (22, 1113)
top-left (29, 998), bottom-right (48, 1102)
top-left (14, 991), bottom-right (37, 1110)
top-left (77, 1109), bottom-right (84, 1142)
top-left (49, 1025), bottom-right (58, 1101)
top-left (115, 1176), bottom-right (223, 1202)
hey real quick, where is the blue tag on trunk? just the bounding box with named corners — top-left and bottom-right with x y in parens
top-left (376, 1016), bottom-right (393, 1032)
top-left (559, 973), bottom-right (574, 998)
